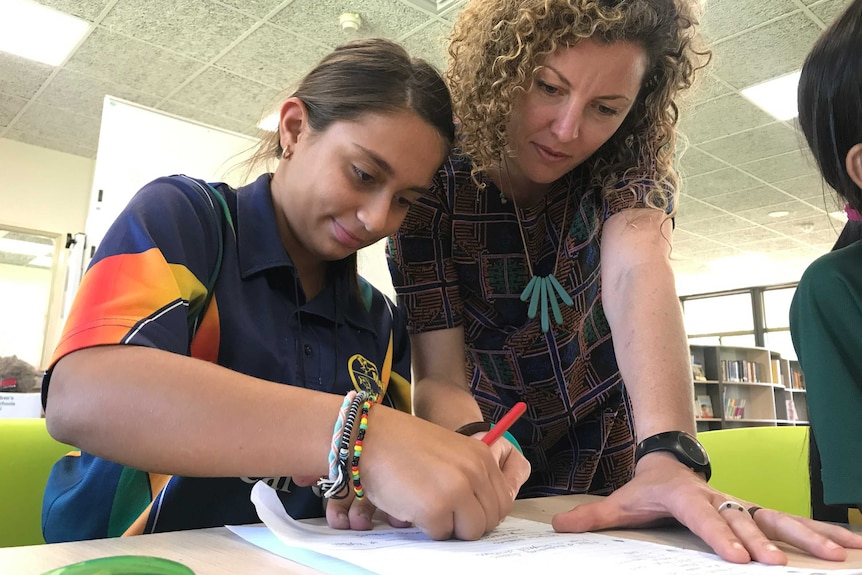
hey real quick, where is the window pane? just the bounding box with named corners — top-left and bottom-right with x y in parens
top-left (765, 329), bottom-right (798, 361)
top-left (683, 293), bottom-right (754, 335)
top-left (716, 334), bottom-right (756, 348)
top-left (763, 287), bottom-right (796, 329)
top-left (0, 229), bottom-right (56, 369)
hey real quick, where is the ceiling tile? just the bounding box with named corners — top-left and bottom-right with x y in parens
top-left (682, 213), bottom-right (754, 236)
top-left (678, 93), bottom-right (775, 144)
top-left (808, 0), bottom-right (855, 24)
top-left (678, 72), bottom-right (735, 109)
top-left (681, 167), bottom-right (762, 199)
top-left (0, 54), bottom-right (53, 99)
top-left (737, 148), bottom-right (818, 183)
top-left (709, 225), bottom-right (785, 246)
top-left (5, 127), bottom-right (96, 157)
top-left (216, 0), bottom-right (287, 19)
top-left (441, 1), bottom-right (465, 21)
top-left (676, 145), bottom-right (727, 177)
top-left (215, 24), bottom-right (331, 90)
top-left (700, 0), bottom-right (798, 43)
top-left (36, 0), bottom-right (112, 21)
top-left (35, 69), bottom-right (159, 120)
top-left (65, 27), bottom-right (203, 97)
top-left (738, 237), bottom-right (803, 253)
top-left (169, 67), bottom-right (280, 126)
top-left (9, 102), bottom-right (100, 151)
top-left (800, 228), bottom-right (842, 246)
top-left (770, 211), bottom-right (839, 235)
top-left (736, 200), bottom-right (824, 225)
top-left (698, 122), bottom-right (803, 166)
top-left (0, 95), bottom-right (28, 128)
top-left (100, 0), bottom-right (256, 61)
top-left (772, 173), bottom-right (837, 203)
top-left (676, 196), bottom-right (727, 225)
top-left (156, 100), bottom-right (255, 135)
top-left (709, 12), bottom-right (823, 89)
top-left (703, 185), bottom-right (795, 212)
top-left (399, 20), bottom-right (452, 71)
top-left (270, 0), bottom-right (430, 47)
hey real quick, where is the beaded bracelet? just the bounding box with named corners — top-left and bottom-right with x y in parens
top-left (317, 390), bottom-right (367, 499)
top-left (350, 398), bottom-right (373, 500)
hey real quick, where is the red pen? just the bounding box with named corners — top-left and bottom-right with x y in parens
top-left (481, 401), bottom-right (527, 446)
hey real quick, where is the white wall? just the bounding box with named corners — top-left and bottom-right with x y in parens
top-left (0, 138), bottom-right (94, 368)
top-left (0, 138), bottom-right (93, 234)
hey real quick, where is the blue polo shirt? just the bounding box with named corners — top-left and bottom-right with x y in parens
top-left (42, 173), bottom-right (411, 542)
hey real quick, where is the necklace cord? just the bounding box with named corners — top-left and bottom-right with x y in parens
top-left (500, 157), bottom-right (570, 277)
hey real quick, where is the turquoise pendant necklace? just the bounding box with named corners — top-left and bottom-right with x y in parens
top-left (502, 159), bottom-right (573, 333)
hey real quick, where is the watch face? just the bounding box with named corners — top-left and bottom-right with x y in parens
top-left (679, 432), bottom-right (709, 466)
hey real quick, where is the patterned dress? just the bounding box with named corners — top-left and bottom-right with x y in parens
top-left (389, 154), bottom-right (655, 497)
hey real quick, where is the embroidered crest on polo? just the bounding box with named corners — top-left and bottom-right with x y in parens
top-left (348, 354), bottom-right (379, 395)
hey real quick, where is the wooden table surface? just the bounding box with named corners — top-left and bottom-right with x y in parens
top-left (3, 494), bottom-right (861, 574)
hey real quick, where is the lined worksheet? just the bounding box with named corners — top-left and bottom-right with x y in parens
top-left (226, 482), bottom-right (860, 575)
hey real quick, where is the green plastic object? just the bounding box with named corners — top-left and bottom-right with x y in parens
top-left (0, 418), bottom-right (76, 547)
top-left (697, 426), bottom-right (811, 518)
top-left (40, 555), bottom-right (195, 575)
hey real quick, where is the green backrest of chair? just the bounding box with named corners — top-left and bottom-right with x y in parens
top-left (0, 418), bottom-right (75, 547)
top-left (698, 426), bottom-right (811, 518)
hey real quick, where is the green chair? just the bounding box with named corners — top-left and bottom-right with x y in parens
top-left (0, 417), bottom-right (75, 547)
top-left (697, 426), bottom-right (811, 518)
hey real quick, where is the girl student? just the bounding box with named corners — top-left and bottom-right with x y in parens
top-left (41, 38), bottom-right (530, 543)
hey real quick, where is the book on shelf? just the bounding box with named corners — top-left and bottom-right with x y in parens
top-left (696, 395), bottom-right (714, 418)
top-left (770, 358), bottom-right (784, 386)
top-left (786, 398), bottom-right (799, 421)
top-left (724, 397), bottom-right (746, 419)
top-left (790, 369), bottom-right (806, 390)
top-left (692, 362), bottom-right (707, 382)
top-left (719, 359), bottom-right (764, 383)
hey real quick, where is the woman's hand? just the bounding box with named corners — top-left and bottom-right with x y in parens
top-left (551, 452), bottom-right (862, 564)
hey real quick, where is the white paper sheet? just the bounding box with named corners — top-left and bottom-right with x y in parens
top-left (226, 482), bottom-right (862, 575)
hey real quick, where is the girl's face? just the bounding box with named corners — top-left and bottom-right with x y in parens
top-left (272, 107), bottom-right (445, 264)
top-left (504, 39), bottom-right (648, 195)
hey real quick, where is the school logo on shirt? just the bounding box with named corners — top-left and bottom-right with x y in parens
top-left (348, 354), bottom-right (380, 396)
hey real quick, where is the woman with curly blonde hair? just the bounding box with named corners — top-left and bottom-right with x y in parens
top-left (388, 0), bottom-right (862, 564)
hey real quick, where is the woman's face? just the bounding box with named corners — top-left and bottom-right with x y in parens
top-left (505, 39), bottom-right (648, 193)
top-left (272, 108), bottom-right (445, 264)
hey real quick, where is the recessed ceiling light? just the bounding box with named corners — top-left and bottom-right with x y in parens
top-left (0, 0), bottom-right (89, 66)
top-left (767, 210), bottom-right (790, 218)
top-left (741, 70), bottom-right (802, 121)
top-left (258, 112), bottom-right (279, 132)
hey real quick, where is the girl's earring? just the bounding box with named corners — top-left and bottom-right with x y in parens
top-left (282, 147), bottom-right (292, 160)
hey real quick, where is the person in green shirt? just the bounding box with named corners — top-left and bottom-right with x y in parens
top-left (790, 0), bottom-right (862, 514)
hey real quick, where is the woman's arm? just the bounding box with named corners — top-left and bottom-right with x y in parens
top-left (599, 208), bottom-right (695, 440)
top-left (552, 207), bottom-right (862, 564)
top-left (410, 327), bottom-right (483, 428)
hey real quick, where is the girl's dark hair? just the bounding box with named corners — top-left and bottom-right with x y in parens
top-left (798, 0), bottom-right (862, 248)
top-left (251, 38), bottom-right (454, 162)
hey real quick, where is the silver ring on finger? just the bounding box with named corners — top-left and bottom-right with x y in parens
top-left (717, 500), bottom-right (746, 513)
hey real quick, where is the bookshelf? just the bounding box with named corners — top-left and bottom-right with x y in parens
top-left (690, 345), bottom-right (808, 432)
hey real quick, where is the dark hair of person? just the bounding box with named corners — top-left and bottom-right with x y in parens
top-left (798, 0), bottom-right (862, 252)
top-left (245, 38), bottom-right (455, 289)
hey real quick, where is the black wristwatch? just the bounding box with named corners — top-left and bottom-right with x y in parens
top-left (635, 430), bottom-right (711, 482)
